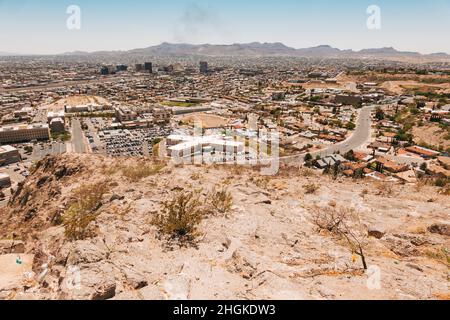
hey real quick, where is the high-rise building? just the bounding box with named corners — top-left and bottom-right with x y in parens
top-left (144, 62), bottom-right (153, 73)
top-left (135, 64), bottom-right (144, 72)
top-left (47, 111), bottom-right (65, 124)
top-left (100, 65), bottom-right (116, 75)
top-left (199, 61), bottom-right (208, 74)
top-left (49, 118), bottom-right (65, 133)
top-left (100, 66), bottom-right (109, 75)
top-left (116, 64), bottom-right (128, 72)
top-left (163, 65), bottom-right (174, 73)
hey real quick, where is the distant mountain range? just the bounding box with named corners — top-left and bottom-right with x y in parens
top-left (0, 52), bottom-right (21, 56)
top-left (2, 43), bottom-right (449, 61)
top-left (60, 42), bottom-right (450, 61)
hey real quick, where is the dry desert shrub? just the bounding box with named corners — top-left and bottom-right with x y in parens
top-left (434, 176), bottom-right (449, 188)
top-left (63, 181), bottom-right (109, 240)
top-left (152, 142), bottom-right (161, 158)
top-left (311, 205), bottom-right (369, 270)
top-left (208, 185), bottom-right (233, 215)
top-left (360, 188), bottom-right (369, 197)
top-left (299, 167), bottom-right (315, 177)
top-left (438, 186), bottom-right (450, 196)
top-left (110, 203), bottom-right (134, 221)
top-left (408, 226), bottom-right (427, 234)
top-left (250, 176), bottom-right (271, 190)
top-left (190, 172), bottom-right (202, 181)
top-left (152, 190), bottom-right (205, 242)
top-left (418, 176), bottom-right (450, 194)
top-left (303, 183), bottom-right (320, 194)
top-left (102, 162), bottom-right (123, 176)
top-left (328, 200), bottom-right (337, 207)
top-left (312, 206), bottom-right (349, 233)
top-left (375, 181), bottom-right (394, 196)
top-left (226, 164), bottom-right (250, 176)
top-left (423, 247), bottom-right (450, 264)
top-left (415, 178), bottom-right (427, 192)
top-left (153, 184), bottom-right (234, 243)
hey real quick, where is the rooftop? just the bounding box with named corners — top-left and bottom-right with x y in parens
top-left (0, 145), bottom-right (17, 153)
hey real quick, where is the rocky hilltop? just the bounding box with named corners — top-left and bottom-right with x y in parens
top-left (0, 154), bottom-right (448, 300)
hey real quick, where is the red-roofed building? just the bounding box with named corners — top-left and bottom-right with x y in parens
top-left (374, 157), bottom-right (409, 173)
top-left (405, 146), bottom-right (440, 159)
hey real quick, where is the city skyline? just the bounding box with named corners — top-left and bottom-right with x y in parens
top-left (1, 0), bottom-right (450, 55)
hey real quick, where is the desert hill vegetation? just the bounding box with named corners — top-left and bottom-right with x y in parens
top-left (0, 154), bottom-right (448, 300)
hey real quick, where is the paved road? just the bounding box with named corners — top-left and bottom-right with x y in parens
top-left (71, 119), bottom-right (88, 154)
top-left (281, 105), bottom-right (375, 164)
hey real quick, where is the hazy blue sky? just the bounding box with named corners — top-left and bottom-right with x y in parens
top-left (0, 0), bottom-right (449, 54)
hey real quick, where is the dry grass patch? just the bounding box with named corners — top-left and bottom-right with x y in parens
top-left (375, 182), bottom-right (394, 196)
top-left (190, 172), bottom-right (202, 181)
top-left (121, 162), bottom-right (165, 182)
top-left (438, 186), bottom-right (450, 196)
top-left (415, 179), bottom-right (427, 192)
top-left (270, 180), bottom-right (287, 190)
top-left (250, 176), bottom-right (271, 190)
top-left (109, 203), bottom-right (134, 221)
top-left (208, 185), bottom-right (233, 215)
top-left (102, 162), bottom-right (123, 176)
top-left (63, 181), bottom-right (109, 240)
top-left (299, 168), bottom-right (316, 177)
top-left (103, 160), bottom-right (166, 181)
top-left (407, 226), bottom-right (427, 235)
top-left (423, 247), bottom-right (449, 265)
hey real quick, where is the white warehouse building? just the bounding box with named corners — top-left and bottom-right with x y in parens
top-left (167, 134), bottom-right (244, 159)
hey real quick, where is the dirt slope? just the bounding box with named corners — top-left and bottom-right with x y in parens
top-left (0, 154), bottom-right (448, 300)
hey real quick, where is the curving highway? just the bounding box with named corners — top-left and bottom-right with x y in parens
top-left (281, 105), bottom-right (375, 164)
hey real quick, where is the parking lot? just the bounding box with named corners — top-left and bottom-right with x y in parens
top-left (30, 141), bottom-right (67, 161)
top-left (84, 118), bottom-right (108, 153)
top-left (0, 162), bottom-right (29, 208)
top-left (99, 126), bottom-right (171, 157)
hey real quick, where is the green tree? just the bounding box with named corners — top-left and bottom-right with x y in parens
top-left (375, 108), bottom-right (385, 121)
top-left (420, 162), bottom-right (428, 172)
top-left (353, 168), bottom-right (364, 179)
top-left (344, 150), bottom-right (356, 161)
top-left (346, 122), bottom-right (356, 130)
